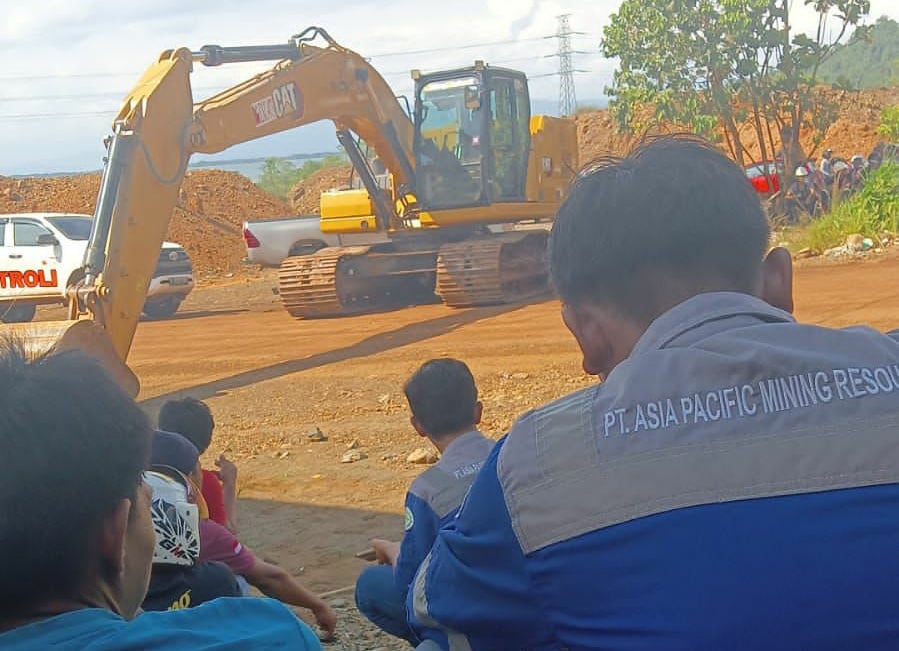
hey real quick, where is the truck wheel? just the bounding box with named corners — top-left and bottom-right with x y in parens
top-left (0, 304), bottom-right (37, 323)
top-left (142, 297), bottom-right (182, 319)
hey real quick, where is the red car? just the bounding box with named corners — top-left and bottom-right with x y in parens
top-left (744, 162), bottom-right (781, 196)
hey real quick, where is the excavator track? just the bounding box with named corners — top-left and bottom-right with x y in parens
top-left (278, 246), bottom-right (372, 318)
top-left (278, 245), bottom-right (439, 318)
top-left (436, 231), bottom-right (550, 308)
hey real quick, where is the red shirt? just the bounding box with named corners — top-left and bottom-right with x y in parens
top-left (199, 519), bottom-right (257, 576)
top-left (201, 468), bottom-right (228, 527)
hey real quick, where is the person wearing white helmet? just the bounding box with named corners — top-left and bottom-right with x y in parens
top-left (819, 149), bottom-right (834, 185)
top-left (785, 165), bottom-right (813, 222)
top-left (141, 467), bottom-right (243, 612)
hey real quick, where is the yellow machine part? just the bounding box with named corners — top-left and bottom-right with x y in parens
top-left (2, 320), bottom-right (140, 397)
top-left (526, 115), bottom-right (578, 203)
top-left (319, 189), bottom-right (378, 233)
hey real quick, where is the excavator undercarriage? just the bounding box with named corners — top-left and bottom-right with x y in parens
top-left (278, 229), bottom-right (550, 318)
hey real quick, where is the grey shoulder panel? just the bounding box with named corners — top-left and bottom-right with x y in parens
top-left (410, 465), bottom-right (475, 519)
top-left (510, 409), bottom-right (899, 554)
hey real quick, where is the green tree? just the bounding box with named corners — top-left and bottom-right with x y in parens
top-left (601, 0), bottom-right (871, 173)
top-left (258, 158), bottom-right (303, 200)
top-left (257, 154), bottom-right (348, 200)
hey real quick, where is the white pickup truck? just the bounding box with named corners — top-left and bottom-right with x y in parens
top-left (0, 212), bottom-right (194, 323)
top-left (242, 214), bottom-right (341, 267)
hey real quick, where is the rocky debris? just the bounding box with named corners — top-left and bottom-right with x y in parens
top-left (315, 597), bottom-right (408, 651)
top-left (307, 427), bottom-right (328, 442)
top-left (346, 439), bottom-right (361, 450)
top-left (824, 237), bottom-right (876, 258)
top-left (845, 233), bottom-right (866, 252)
top-left (511, 372), bottom-right (530, 380)
top-left (407, 448), bottom-right (439, 465)
top-left (794, 247), bottom-right (820, 260)
top-left (341, 450), bottom-right (368, 464)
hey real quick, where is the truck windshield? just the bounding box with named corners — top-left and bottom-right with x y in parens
top-left (416, 76), bottom-right (484, 208)
top-left (46, 216), bottom-right (93, 240)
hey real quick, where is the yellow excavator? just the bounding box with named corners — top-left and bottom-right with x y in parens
top-left (7, 27), bottom-right (576, 395)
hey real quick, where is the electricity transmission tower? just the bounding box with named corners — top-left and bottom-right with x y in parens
top-left (552, 14), bottom-right (587, 116)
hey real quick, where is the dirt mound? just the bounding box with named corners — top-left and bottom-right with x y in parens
top-left (576, 86), bottom-right (899, 165)
top-left (0, 170), bottom-right (293, 281)
top-left (289, 165), bottom-right (353, 214)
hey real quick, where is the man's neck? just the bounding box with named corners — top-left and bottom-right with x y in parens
top-left (431, 427), bottom-right (477, 454)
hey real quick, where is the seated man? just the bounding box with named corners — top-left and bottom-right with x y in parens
top-left (151, 429), bottom-right (338, 639)
top-left (0, 342), bottom-right (322, 649)
top-left (141, 468), bottom-right (243, 612)
top-left (355, 358), bottom-right (494, 644)
top-left (410, 136), bottom-right (899, 649)
top-left (159, 397), bottom-right (238, 532)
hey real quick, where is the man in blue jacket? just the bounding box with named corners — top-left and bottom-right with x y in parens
top-left (0, 342), bottom-right (322, 650)
top-left (410, 135), bottom-right (899, 650)
top-left (356, 358), bottom-right (493, 644)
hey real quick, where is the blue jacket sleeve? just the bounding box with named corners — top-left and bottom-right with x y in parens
top-left (394, 491), bottom-right (440, 602)
top-left (407, 436), bottom-right (557, 650)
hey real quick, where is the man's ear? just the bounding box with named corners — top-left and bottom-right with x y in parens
top-left (99, 498), bottom-right (132, 576)
top-left (410, 415), bottom-right (427, 438)
top-left (562, 303), bottom-right (614, 377)
top-left (761, 247), bottom-right (794, 314)
top-left (472, 401), bottom-right (483, 426)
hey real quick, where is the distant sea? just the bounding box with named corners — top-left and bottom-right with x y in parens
top-left (17, 152), bottom-right (338, 184)
top-left (189, 152), bottom-right (336, 182)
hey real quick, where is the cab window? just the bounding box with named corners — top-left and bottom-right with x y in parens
top-left (487, 77), bottom-right (529, 201)
top-left (13, 220), bottom-right (52, 246)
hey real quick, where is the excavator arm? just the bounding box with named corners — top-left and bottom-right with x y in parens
top-left (16, 28), bottom-right (418, 396)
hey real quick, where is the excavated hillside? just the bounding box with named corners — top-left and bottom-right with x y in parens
top-left (577, 86), bottom-right (899, 164)
top-left (0, 170), bottom-right (292, 281)
top-left (289, 165), bottom-right (353, 213)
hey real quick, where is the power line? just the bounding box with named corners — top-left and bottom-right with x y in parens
top-left (0, 34), bottom-right (597, 82)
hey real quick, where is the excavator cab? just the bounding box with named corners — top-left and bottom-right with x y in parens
top-left (413, 64), bottom-right (532, 210)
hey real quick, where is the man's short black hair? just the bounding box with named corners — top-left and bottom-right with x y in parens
top-left (550, 135), bottom-right (771, 324)
top-left (0, 340), bottom-right (151, 615)
top-left (404, 358), bottom-right (478, 438)
top-left (158, 397), bottom-right (214, 454)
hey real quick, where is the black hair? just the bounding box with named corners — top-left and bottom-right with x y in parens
top-left (158, 397), bottom-right (214, 454)
top-left (403, 358), bottom-right (478, 438)
top-left (0, 339), bottom-right (151, 615)
top-left (550, 135), bottom-right (770, 324)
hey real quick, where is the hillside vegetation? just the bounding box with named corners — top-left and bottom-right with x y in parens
top-left (818, 17), bottom-right (899, 89)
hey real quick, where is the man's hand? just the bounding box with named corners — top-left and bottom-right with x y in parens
top-left (214, 454), bottom-right (238, 487)
top-left (311, 601), bottom-right (338, 640)
top-left (370, 538), bottom-right (401, 566)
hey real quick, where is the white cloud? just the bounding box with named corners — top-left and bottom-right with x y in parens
top-left (0, 0), bottom-right (895, 174)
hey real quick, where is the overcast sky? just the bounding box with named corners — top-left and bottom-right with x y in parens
top-left (1, 0), bottom-right (896, 175)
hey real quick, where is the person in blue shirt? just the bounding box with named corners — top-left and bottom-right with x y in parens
top-left (0, 342), bottom-right (322, 650)
top-left (409, 135), bottom-right (899, 650)
top-left (355, 358), bottom-right (494, 644)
